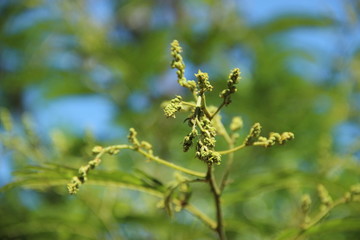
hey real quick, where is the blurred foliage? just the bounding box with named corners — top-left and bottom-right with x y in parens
top-left (1, 0), bottom-right (360, 239)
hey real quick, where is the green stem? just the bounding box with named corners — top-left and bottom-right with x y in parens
top-left (136, 148), bottom-right (206, 178)
top-left (218, 143), bottom-right (246, 155)
top-left (295, 197), bottom-right (348, 239)
top-left (182, 101), bottom-right (197, 107)
top-left (200, 94), bottom-right (212, 119)
top-left (220, 137), bottom-right (235, 192)
top-left (185, 203), bottom-right (217, 230)
top-left (303, 198), bottom-right (346, 230)
top-left (210, 100), bottom-right (226, 120)
top-left (92, 181), bottom-right (216, 230)
top-left (101, 145), bottom-right (206, 177)
top-left (95, 145), bottom-right (206, 178)
top-left (207, 165), bottom-right (226, 240)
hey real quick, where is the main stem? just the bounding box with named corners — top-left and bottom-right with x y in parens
top-left (207, 165), bottom-right (226, 240)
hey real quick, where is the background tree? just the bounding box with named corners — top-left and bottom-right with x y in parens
top-left (1, 0), bottom-right (360, 239)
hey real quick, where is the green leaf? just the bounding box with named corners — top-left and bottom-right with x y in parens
top-left (304, 218), bottom-right (360, 236)
top-left (254, 14), bottom-right (334, 37)
top-left (1, 163), bottom-right (165, 197)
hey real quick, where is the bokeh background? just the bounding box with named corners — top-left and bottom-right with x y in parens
top-left (1, 0), bottom-right (360, 239)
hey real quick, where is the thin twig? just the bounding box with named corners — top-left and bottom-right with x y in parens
top-left (218, 143), bottom-right (246, 155)
top-left (136, 148), bottom-right (206, 177)
top-left (209, 100), bottom-right (226, 121)
top-left (220, 139), bottom-right (235, 192)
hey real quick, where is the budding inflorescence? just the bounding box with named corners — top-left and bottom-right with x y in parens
top-left (168, 40), bottom-right (295, 165)
top-left (195, 118), bottom-right (221, 165)
top-left (67, 154), bottom-right (102, 195)
top-left (128, 128), bottom-right (140, 149)
top-left (170, 40), bottom-right (197, 91)
top-left (195, 70), bottom-right (213, 94)
top-left (230, 116), bottom-right (243, 132)
top-left (220, 68), bottom-right (241, 105)
top-left (301, 194), bottom-right (312, 214)
top-left (243, 122), bottom-right (294, 148)
top-left (67, 144), bottom-right (125, 194)
top-left (244, 123), bottom-right (262, 146)
top-left (164, 95), bottom-right (183, 118)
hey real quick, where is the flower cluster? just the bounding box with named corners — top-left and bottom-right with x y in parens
top-left (195, 118), bottom-right (221, 165)
top-left (230, 116), bottom-right (243, 132)
top-left (67, 146), bottom-right (103, 194)
top-left (243, 123), bottom-right (294, 148)
top-left (170, 40), bottom-right (196, 91)
top-left (183, 128), bottom-right (198, 152)
top-left (244, 123), bottom-right (262, 146)
top-left (163, 95), bottom-right (183, 118)
top-left (195, 70), bottom-right (213, 94)
top-left (128, 128), bottom-right (153, 157)
top-left (254, 132), bottom-right (295, 147)
top-left (219, 68), bottom-right (241, 105)
top-left (317, 184), bottom-right (333, 210)
top-left (128, 128), bottom-right (140, 149)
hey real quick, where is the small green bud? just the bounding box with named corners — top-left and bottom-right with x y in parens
top-left (67, 177), bottom-right (82, 194)
top-left (79, 165), bottom-right (88, 174)
top-left (350, 184), bottom-right (360, 195)
top-left (128, 128), bottom-right (140, 147)
top-left (229, 68), bottom-right (241, 84)
top-left (301, 194), bottom-right (312, 213)
top-left (344, 192), bottom-right (352, 202)
top-left (92, 145), bottom-right (103, 154)
top-left (230, 116), bottom-right (243, 132)
top-left (141, 141), bottom-right (152, 150)
top-left (280, 132), bottom-right (295, 144)
top-left (245, 123), bottom-right (262, 146)
top-left (195, 70), bottom-right (213, 93)
top-left (163, 96), bottom-right (183, 118)
top-left (108, 147), bottom-right (120, 155)
top-left (183, 128), bottom-right (198, 152)
top-left (89, 158), bottom-right (101, 169)
top-left (219, 68), bottom-right (241, 102)
top-left (317, 184), bottom-right (333, 207)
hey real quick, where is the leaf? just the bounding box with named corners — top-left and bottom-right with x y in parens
top-left (253, 14), bottom-right (334, 37)
top-left (274, 228), bottom-right (301, 240)
top-left (0, 162), bottom-right (168, 201)
top-left (304, 218), bottom-right (360, 236)
top-left (223, 169), bottom-right (340, 205)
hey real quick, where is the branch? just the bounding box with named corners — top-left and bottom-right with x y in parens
top-left (207, 165), bottom-right (226, 240)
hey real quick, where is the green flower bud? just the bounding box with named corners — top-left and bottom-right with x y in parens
top-left (301, 194), bottom-right (312, 213)
top-left (163, 96), bottom-right (183, 118)
top-left (195, 70), bottom-right (213, 93)
top-left (92, 145), bottom-right (103, 154)
top-left (245, 123), bottom-right (262, 146)
top-left (230, 116), bottom-right (243, 132)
